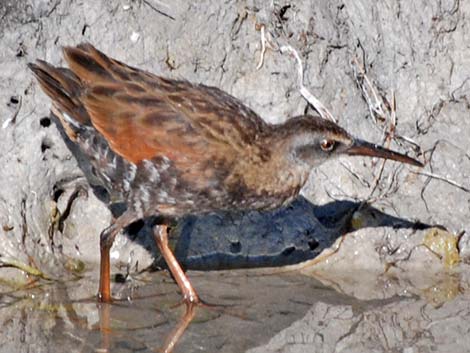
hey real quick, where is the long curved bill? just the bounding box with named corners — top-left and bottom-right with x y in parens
top-left (345, 139), bottom-right (423, 167)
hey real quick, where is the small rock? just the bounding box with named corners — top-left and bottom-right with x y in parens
top-left (130, 31), bottom-right (140, 42)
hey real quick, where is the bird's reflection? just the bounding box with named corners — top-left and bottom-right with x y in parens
top-left (98, 296), bottom-right (217, 352)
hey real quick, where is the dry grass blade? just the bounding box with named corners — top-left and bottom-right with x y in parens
top-left (0, 257), bottom-right (51, 280)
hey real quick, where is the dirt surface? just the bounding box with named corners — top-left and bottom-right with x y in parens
top-left (0, 1), bottom-right (469, 352)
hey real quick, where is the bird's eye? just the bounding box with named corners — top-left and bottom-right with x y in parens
top-left (320, 139), bottom-right (335, 152)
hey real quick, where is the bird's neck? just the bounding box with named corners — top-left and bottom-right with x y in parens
top-left (225, 124), bottom-right (312, 208)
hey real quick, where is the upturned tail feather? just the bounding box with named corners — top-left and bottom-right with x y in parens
top-left (28, 43), bottom-right (116, 128)
top-left (28, 61), bottom-right (84, 122)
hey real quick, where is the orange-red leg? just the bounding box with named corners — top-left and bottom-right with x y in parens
top-left (99, 236), bottom-right (113, 302)
top-left (98, 212), bottom-right (136, 302)
top-left (153, 225), bottom-right (200, 304)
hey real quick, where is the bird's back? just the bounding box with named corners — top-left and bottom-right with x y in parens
top-left (29, 44), bottom-right (293, 218)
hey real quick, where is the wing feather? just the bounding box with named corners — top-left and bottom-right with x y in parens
top-left (61, 44), bottom-right (270, 168)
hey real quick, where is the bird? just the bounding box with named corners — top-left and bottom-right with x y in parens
top-left (28, 43), bottom-right (423, 306)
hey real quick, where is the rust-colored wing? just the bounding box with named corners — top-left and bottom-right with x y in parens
top-left (60, 44), bottom-right (270, 168)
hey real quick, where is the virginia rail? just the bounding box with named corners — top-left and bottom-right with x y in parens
top-left (29, 43), bottom-right (422, 305)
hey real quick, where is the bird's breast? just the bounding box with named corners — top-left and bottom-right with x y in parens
top-left (225, 159), bottom-right (311, 211)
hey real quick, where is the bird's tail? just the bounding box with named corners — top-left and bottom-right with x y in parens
top-left (28, 60), bottom-right (90, 140)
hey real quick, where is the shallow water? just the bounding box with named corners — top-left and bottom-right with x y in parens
top-left (0, 268), bottom-right (469, 353)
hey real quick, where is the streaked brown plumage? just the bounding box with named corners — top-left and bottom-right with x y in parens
top-left (29, 43), bottom-right (422, 305)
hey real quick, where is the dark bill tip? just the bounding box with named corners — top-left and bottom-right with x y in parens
top-left (345, 139), bottom-right (423, 167)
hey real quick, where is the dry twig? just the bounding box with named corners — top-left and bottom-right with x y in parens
top-left (411, 171), bottom-right (470, 193)
top-left (254, 25), bottom-right (338, 122)
top-left (280, 45), bottom-right (337, 122)
top-left (367, 91), bottom-right (397, 199)
top-left (352, 54), bottom-right (423, 202)
top-left (352, 56), bottom-right (387, 124)
top-left (256, 25), bottom-right (267, 70)
top-left (141, 0), bottom-right (175, 20)
top-left (2, 95), bottom-right (22, 129)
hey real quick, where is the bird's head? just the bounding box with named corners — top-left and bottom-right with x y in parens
top-left (277, 115), bottom-right (422, 169)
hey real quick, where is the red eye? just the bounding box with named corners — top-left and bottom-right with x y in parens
top-left (320, 139), bottom-right (335, 152)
